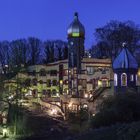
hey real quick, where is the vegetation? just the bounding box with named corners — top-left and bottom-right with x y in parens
top-left (90, 20), bottom-right (140, 61)
top-left (91, 93), bottom-right (140, 128)
top-left (0, 38), bottom-right (68, 74)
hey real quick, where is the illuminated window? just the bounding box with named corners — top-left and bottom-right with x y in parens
top-left (114, 73), bottom-right (118, 86)
top-left (136, 75), bottom-right (138, 85)
top-left (83, 104), bottom-right (88, 109)
top-left (72, 32), bottom-right (79, 37)
top-left (60, 80), bottom-right (63, 85)
top-left (98, 80), bottom-right (102, 87)
top-left (130, 74), bottom-right (134, 81)
top-left (121, 73), bottom-right (127, 86)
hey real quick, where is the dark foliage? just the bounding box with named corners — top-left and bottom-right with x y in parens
top-left (0, 38), bottom-right (68, 74)
top-left (90, 20), bottom-right (140, 60)
top-left (91, 93), bottom-right (140, 128)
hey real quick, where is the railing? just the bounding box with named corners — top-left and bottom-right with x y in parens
top-left (88, 87), bottom-right (107, 102)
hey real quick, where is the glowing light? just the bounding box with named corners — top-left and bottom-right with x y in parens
top-left (92, 114), bottom-right (95, 117)
top-left (3, 127), bottom-right (8, 137)
top-left (114, 73), bottom-right (118, 86)
top-left (138, 70), bottom-right (140, 76)
top-left (83, 104), bottom-right (88, 109)
top-left (84, 94), bottom-right (88, 98)
top-left (51, 109), bottom-right (57, 115)
top-left (8, 95), bottom-right (13, 100)
top-left (121, 73), bottom-right (127, 86)
top-left (56, 93), bottom-right (59, 97)
top-left (60, 80), bottom-right (63, 85)
top-left (98, 80), bottom-right (102, 87)
top-left (89, 94), bottom-right (92, 98)
top-left (72, 32), bottom-right (79, 37)
top-left (130, 74), bottom-right (134, 81)
top-left (68, 102), bottom-right (72, 108)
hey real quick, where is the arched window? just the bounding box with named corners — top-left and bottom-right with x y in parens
top-left (114, 73), bottom-right (118, 86)
top-left (130, 74), bottom-right (134, 81)
top-left (136, 75), bottom-right (138, 85)
top-left (121, 73), bottom-right (127, 86)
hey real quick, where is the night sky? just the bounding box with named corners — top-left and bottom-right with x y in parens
top-left (0, 0), bottom-right (140, 48)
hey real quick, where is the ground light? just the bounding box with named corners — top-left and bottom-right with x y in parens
top-left (68, 102), bottom-right (72, 108)
top-left (3, 126), bottom-right (8, 138)
top-left (50, 109), bottom-right (57, 115)
top-left (84, 94), bottom-right (88, 98)
top-left (92, 114), bottom-right (95, 117)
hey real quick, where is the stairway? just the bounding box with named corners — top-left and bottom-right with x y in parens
top-left (88, 87), bottom-right (107, 102)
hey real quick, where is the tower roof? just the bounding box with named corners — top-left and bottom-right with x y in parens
top-left (67, 12), bottom-right (85, 38)
top-left (113, 46), bottom-right (138, 69)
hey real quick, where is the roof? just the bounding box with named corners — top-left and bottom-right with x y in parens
top-left (113, 47), bottom-right (138, 69)
top-left (67, 12), bottom-right (85, 37)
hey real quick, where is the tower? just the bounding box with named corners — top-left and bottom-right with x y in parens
top-left (113, 44), bottom-right (138, 93)
top-left (67, 12), bottom-right (85, 96)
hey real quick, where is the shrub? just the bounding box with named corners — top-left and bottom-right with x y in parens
top-left (91, 93), bottom-right (140, 128)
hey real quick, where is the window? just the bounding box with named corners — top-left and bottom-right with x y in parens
top-left (83, 104), bottom-right (88, 109)
top-left (39, 80), bottom-right (43, 84)
top-left (52, 80), bottom-right (57, 86)
top-left (42, 90), bottom-right (46, 95)
top-left (40, 69), bottom-right (46, 76)
top-left (72, 32), bottom-right (79, 37)
top-left (32, 78), bottom-right (37, 86)
top-left (136, 75), bottom-right (138, 82)
top-left (130, 75), bottom-right (134, 81)
top-left (47, 80), bottom-right (51, 87)
top-left (121, 73), bottom-right (127, 86)
top-left (52, 89), bottom-right (56, 96)
top-left (50, 70), bottom-right (57, 76)
top-left (114, 73), bottom-right (118, 86)
top-left (87, 67), bottom-right (94, 75)
top-left (102, 69), bottom-right (106, 74)
top-left (47, 89), bottom-right (51, 97)
top-left (32, 70), bottom-right (36, 76)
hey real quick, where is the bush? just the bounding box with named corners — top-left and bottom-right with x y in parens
top-left (67, 109), bottom-right (89, 124)
top-left (91, 93), bottom-right (140, 128)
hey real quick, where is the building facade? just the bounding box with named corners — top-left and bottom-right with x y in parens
top-left (113, 44), bottom-right (138, 93)
top-left (4, 13), bottom-right (140, 114)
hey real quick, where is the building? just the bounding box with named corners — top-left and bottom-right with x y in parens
top-left (113, 43), bottom-right (138, 93)
top-left (9, 13), bottom-right (111, 113)
top-left (5, 13), bottom-right (140, 114)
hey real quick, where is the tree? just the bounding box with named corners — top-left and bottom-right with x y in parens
top-left (91, 93), bottom-right (140, 128)
top-left (93, 20), bottom-right (140, 60)
top-left (28, 37), bottom-right (41, 65)
top-left (0, 41), bottom-right (10, 74)
top-left (44, 41), bottom-right (55, 63)
top-left (62, 44), bottom-right (68, 60)
top-left (90, 41), bottom-right (110, 58)
top-left (10, 39), bottom-right (29, 68)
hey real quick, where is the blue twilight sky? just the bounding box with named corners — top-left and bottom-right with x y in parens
top-left (0, 0), bottom-right (140, 48)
